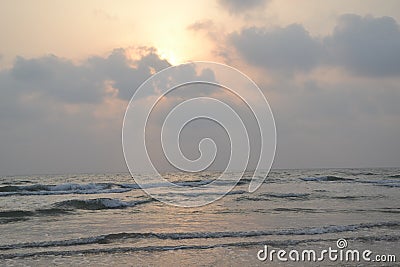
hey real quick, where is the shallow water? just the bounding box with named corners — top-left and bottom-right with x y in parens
top-left (0, 168), bottom-right (399, 266)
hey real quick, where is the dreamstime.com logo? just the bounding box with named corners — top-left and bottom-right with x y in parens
top-left (257, 238), bottom-right (397, 263)
top-left (122, 62), bottom-right (276, 207)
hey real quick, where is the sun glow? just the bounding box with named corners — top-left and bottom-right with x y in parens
top-left (159, 50), bottom-right (181, 65)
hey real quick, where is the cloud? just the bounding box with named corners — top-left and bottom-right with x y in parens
top-left (267, 77), bottom-right (400, 169)
top-left (325, 14), bottom-right (400, 76)
top-left (2, 13), bottom-right (400, 175)
top-left (187, 20), bottom-right (215, 32)
top-left (7, 48), bottom-right (170, 104)
top-left (0, 47), bottom-right (171, 175)
top-left (224, 14), bottom-right (400, 168)
top-left (93, 8), bottom-right (118, 21)
top-left (0, 49), bottom-right (230, 175)
top-left (218, 0), bottom-right (269, 14)
top-left (11, 55), bottom-right (102, 103)
top-left (229, 14), bottom-right (400, 76)
top-left (86, 48), bottom-right (170, 100)
top-left (229, 24), bottom-right (321, 72)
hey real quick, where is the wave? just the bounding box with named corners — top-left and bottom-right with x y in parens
top-left (0, 208), bottom-right (70, 224)
top-left (0, 198), bottom-right (154, 224)
top-left (236, 193), bottom-right (378, 203)
top-left (357, 179), bottom-right (400, 188)
top-left (54, 198), bottom-right (155, 210)
top-left (0, 179), bottom-right (234, 197)
top-left (300, 176), bottom-right (353, 182)
top-left (0, 210), bottom-right (33, 224)
top-left (119, 180), bottom-right (216, 190)
top-left (2, 234), bottom-right (400, 259)
top-left (159, 190), bottom-right (247, 198)
top-left (377, 184), bottom-right (400, 188)
top-left (2, 233), bottom-right (399, 259)
top-left (0, 210), bottom-right (35, 218)
top-left (236, 193), bottom-right (310, 202)
top-left (272, 207), bottom-right (400, 214)
top-left (389, 174), bottom-right (400, 178)
top-left (327, 195), bottom-right (382, 200)
top-left (1, 221), bottom-right (398, 252)
top-left (0, 183), bottom-right (111, 192)
top-left (0, 183), bottom-right (132, 197)
top-left (272, 208), bottom-right (323, 213)
top-left (261, 193), bottom-right (310, 198)
top-left (361, 172), bottom-right (376, 175)
top-left (299, 176), bottom-right (400, 188)
top-left (367, 208), bottom-right (400, 214)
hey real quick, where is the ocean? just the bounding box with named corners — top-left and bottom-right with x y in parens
top-left (0, 168), bottom-right (399, 266)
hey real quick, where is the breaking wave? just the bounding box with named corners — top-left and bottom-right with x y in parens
top-left (0, 180), bottom-right (223, 197)
top-left (55, 198), bottom-right (154, 210)
top-left (0, 183), bottom-right (131, 196)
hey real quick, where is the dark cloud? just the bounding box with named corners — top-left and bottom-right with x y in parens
top-left (218, 0), bottom-right (269, 14)
top-left (226, 15), bottom-right (400, 168)
top-left (6, 48), bottom-right (170, 104)
top-left (229, 14), bottom-right (400, 76)
top-left (230, 24), bottom-right (321, 72)
top-left (11, 55), bottom-right (102, 103)
top-left (0, 50), bottom-right (227, 175)
top-left (325, 14), bottom-right (400, 76)
top-left (86, 48), bottom-right (170, 100)
top-left (0, 48), bottom-right (171, 175)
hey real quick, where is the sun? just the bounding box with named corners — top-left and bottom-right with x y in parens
top-left (159, 50), bottom-right (180, 65)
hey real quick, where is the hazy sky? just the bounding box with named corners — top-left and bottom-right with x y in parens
top-left (1, 0), bottom-right (400, 175)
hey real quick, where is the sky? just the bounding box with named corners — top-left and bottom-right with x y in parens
top-left (1, 0), bottom-right (400, 175)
